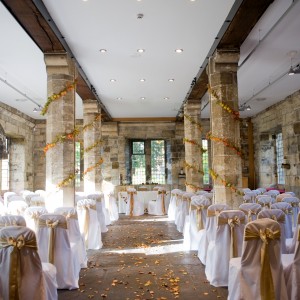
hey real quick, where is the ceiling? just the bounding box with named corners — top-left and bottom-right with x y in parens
top-left (0, 0), bottom-right (300, 121)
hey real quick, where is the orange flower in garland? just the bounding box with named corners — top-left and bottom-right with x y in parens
top-left (209, 169), bottom-right (244, 196)
top-left (56, 174), bottom-right (76, 189)
top-left (84, 140), bottom-right (103, 153)
top-left (41, 80), bottom-right (77, 116)
top-left (83, 158), bottom-right (104, 176)
top-left (82, 114), bottom-right (102, 132)
top-left (43, 127), bottom-right (81, 154)
top-left (185, 182), bottom-right (201, 191)
top-left (184, 161), bottom-right (204, 175)
top-left (207, 85), bottom-right (240, 121)
top-left (183, 138), bottom-right (207, 153)
top-left (206, 132), bottom-right (243, 157)
top-left (184, 114), bottom-right (202, 131)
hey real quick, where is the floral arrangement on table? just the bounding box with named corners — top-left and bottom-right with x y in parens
top-left (207, 85), bottom-right (240, 121)
top-left (82, 158), bottom-right (104, 176)
top-left (206, 131), bottom-right (243, 157)
top-left (209, 169), bottom-right (244, 196)
top-left (183, 138), bottom-right (207, 153)
top-left (41, 80), bottom-right (77, 116)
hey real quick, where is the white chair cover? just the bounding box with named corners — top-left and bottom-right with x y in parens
top-left (29, 195), bottom-right (45, 207)
top-left (168, 189), bottom-right (181, 220)
top-left (54, 206), bottom-right (88, 268)
top-left (3, 192), bottom-right (16, 207)
top-left (271, 202), bottom-right (293, 239)
top-left (7, 200), bottom-right (28, 216)
top-left (282, 227), bottom-right (300, 300)
top-left (0, 215), bottom-right (26, 227)
top-left (108, 192), bottom-right (119, 221)
top-left (257, 209), bottom-right (287, 253)
top-left (239, 203), bottom-right (262, 223)
top-left (24, 193), bottom-right (37, 205)
top-left (198, 203), bottom-right (229, 265)
top-left (276, 193), bottom-right (292, 202)
top-left (24, 206), bottom-right (48, 232)
top-left (285, 191), bottom-right (296, 197)
top-left (256, 195), bottom-right (273, 209)
top-left (202, 192), bottom-right (213, 200)
top-left (0, 226), bottom-right (58, 300)
top-left (37, 214), bottom-right (80, 289)
top-left (264, 190), bottom-right (280, 200)
top-left (205, 210), bottom-right (245, 287)
top-left (148, 187), bottom-right (169, 216)
top-left (282, 196), bottom-right (300, 227)
top-left (243, 191), bottom-right (257, 203)
top-left (256, 187), bottom-right (267, 194)
top-left (125, 188), bottom-right (144, 216)
top-left (174, 190), bottom-right (184, 226)
top-left (77, 199), bottom-right (102, 250)
top-left (87, 193), bottom-right (109, 232)
top-left (242, 188), bottom-right (251, 193)
top-left (183, 195), bottom-right (210, 250)
top-left (75, 193), bottom-right (86, 203)
top-left (196, 190), bottom-right (208, 195)
top-left (176, 192), bottom-right (194, 233)
top-left (0, 201), bottom-right (6, 216)
top-left (228, 218), bottom-right (288, 300)
top-left (286, 212), bottom-right (300, 254)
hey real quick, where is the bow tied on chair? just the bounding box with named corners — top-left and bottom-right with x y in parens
top-left (245, 227), bottom-right (280, 300)
top-left (0, 234), bottom-right (37, 300)
top-left (46, 219), bottom-right (59, 228)
top-left (127, 191), bottom-right (137, 217)
top-left (190, 204), bottom-right (207, 230)
top-left (158, 190), bottom-right (167, 215)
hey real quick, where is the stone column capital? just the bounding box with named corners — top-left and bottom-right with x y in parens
top-left (44, 53), bottom-right (76, 76)
top-left (83, 100), bottom-right (99, 114)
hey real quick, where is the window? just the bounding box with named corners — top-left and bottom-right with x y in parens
top-left (130, 140), bottom-right (166, 184)
top-left (151, 140), bottom-right (165, 184)
top-left (131, 141), bottom-right (146, 184)
top-left (202, 139), bottom-right (210, 185)
top-left (276, 133), bottom-right (285, 184)
top-left (75, 142), bottom-right (81, 187)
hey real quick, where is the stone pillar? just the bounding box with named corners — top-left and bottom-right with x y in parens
top-left (184, 100), bottom-right (203, 192)
top-left (44, 53), bottom-right (76, 209)
top-left (208, 49), bottom-right (242, 208)
top-left (9, 138), bottom-right (26, 192)
top-left (83, 100), bottom-right (102, 193)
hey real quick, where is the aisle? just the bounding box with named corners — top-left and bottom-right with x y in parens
top-left (58, 214), bottom-right (228, 300)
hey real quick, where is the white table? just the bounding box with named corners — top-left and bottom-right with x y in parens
top-left (118, 191), bottom-right (158, 213)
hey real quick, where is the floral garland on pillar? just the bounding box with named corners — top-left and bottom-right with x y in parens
top-left (41, 80), bottom-right (77, 116)
top-left (83, 158), bottom-right (104, 177)
top-left (183, 138), bottom-right (207, 153)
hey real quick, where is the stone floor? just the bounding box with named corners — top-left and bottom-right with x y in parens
top-left (58, 214), bottom-right (228, 300)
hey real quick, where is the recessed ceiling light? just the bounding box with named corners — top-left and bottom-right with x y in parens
top-left (168, 79), bottom-right (175, 82)
top-left (15, 98), bottom-right (27, 102)
top-left (110, 79), bottom-right (116, 82)
top-left (255, 97), bottom-right (267, 102)
top-left (140, 78), bottom-right (146, 82)
top-left (82, 0), bottom-right (88, 2)
top-left (137, 49), bottom-right (145, 53)
top-left (175, 49), bottom-right (183, 53)
top-left (116, 97), bottom-right (122, 100)
top-left (99, 49), bottom-right (107, 53)
top-left (141, 97), bottom-right (146, 100)
top-left (164, 97), bottom-right (169, 100)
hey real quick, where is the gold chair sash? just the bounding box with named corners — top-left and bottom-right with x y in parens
top-left (269, 214), bottom-right (285, 223)
top-left (190, 205), bottom-right (209, 230)
top-left (244, 227), bottom-right (280, 300)
top-left (158, 191), bottom-right (167, 215)
top-left (175, 194), bottom-right (182, 206)
top-left (0, 234), bottom-right (37, 300)
top-left (218, 216), bottom-right (245, 258)
top-left (127, 191), bottom-right (137, 217)
top-left (38, 219), bottom-right (67, 264)
top-left (240, 209), bottom-right (259, 223)
top-left (207, 209), bottom-right (223, 218)
top-left (77, 204), bottom-right (96, 246)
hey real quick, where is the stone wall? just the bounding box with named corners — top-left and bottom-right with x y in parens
top-left (252, 90), bottom-right (300, 194)
top-left (0, 102), bottom-right (35, 192)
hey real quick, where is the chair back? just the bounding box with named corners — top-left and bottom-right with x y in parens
top-left (256, 195), bottom-right (273, 208)
top-left (24, 206), bottom-right (48, 232)
top-left (258, 208), bottom-right (287, 253)
top-left (239, 219), bottom-right (288, 300)
top-left (0, 226), bottom-right (47, 300)
top-left (243, 191), bottom-right (257, 203)
top-left (3, 192), bottom-right (16, 207)
top-left (7, 200), bottom-right (28, 216)
top-left (0, 215), bottom-right (26, 228)
top-left (239, 203), bottom-right (262, 222)
top-left (276, 193), bottom-right (292, 202)
top-left (190, 196), bottom-right (211, 230)
top-left (242, 188), bottom-right (251, 193)
top-left (282, 196), bottom-right (300, 226)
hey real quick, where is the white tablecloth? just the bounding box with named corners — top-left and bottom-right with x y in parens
top-left (118, 191), bottom-right (158, 213)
